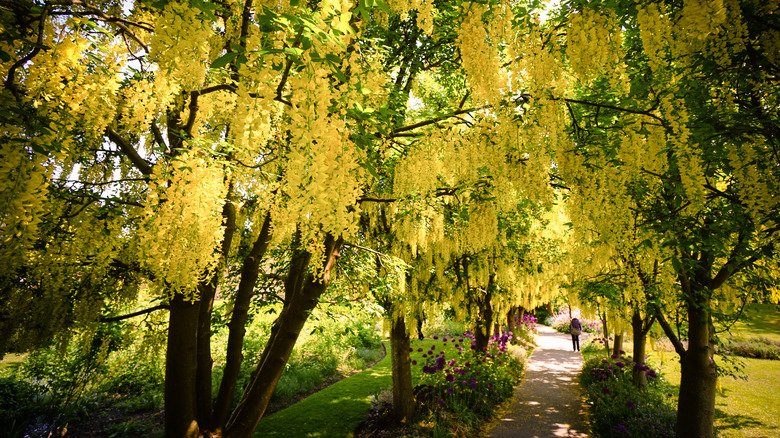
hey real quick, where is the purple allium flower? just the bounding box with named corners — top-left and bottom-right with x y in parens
top-left (409, 347), bottom-right (413, 352)
top-left (412, 360), bottom-right (417, 365)
top-left (446, 373), bottom-right (455, 382)
top-left (611, 354), bottom-right (619, 359)
top-left (433, 335), bottom-right (439, 340)
top-left (601, 386), bottom-right (611, 394)
top-left (487, 382), bottom-right (493, 388)
top-left (448, 359), bottom-right (457, 367)
top-left (647, 370), bottom-right (658, 379)
top-left (616, 361), bottom-right (624, 368)
top-left (625, 400), bottom-right (635, 409)
top-left (422, 354), bottom-right (427, 358)
top-left (443, 337), bottom-right (448, 342)
top-left (470, 380), bottom-right (477, 389)
top-left (417, 348), bottom-right (423, 352)
top-left (447, 387), bottom-right (455, 394)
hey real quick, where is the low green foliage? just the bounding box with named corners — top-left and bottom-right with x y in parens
top-left (581, 354), bottom-right (676, 438)
top-left (2, 303), bottom-right (382, 436)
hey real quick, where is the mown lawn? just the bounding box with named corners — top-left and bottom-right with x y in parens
top-left (723, 303), bottom-right (780, 343)
top-left (253, 336), bottom-right (468, 437)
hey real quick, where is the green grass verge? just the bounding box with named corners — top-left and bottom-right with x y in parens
top-left (254, 336), bottom-right (467, 437)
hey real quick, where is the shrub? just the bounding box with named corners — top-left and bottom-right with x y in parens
top-left (581, 354), bottom-right (676, 438)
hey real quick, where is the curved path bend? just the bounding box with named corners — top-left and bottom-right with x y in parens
top-left (488, 325), bottom-right (589, 438)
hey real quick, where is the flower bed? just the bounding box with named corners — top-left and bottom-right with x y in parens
top-left (581, 353), bottom-right (677, 437)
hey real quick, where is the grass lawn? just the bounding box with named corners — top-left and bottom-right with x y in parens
top-left (254, 336), bottom-right (469, 437)
top-left (721, 303), bottom-right (780, 343)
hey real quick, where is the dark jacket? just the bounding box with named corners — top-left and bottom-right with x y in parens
top-left (570, 319), bottom-right (582, 336)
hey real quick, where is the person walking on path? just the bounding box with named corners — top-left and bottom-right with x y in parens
top-left (570, 318), bottom-right (582, 352)
top-left (488, 325), bottom-right (589, 438)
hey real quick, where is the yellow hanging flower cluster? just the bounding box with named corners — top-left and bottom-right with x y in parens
top-left (0, 143), bottom-right (49, 277)
top-left (457, 4), bottom-right (507, 106)
top-left (136, 153), bottom-right (228, 298)
top-left (566, 9), bottom-right (623, 83)
top-left (150, 2), bottom-right (213, 89)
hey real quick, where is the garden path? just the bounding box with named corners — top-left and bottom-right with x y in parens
top-left (487, 325), bottom-right (589, 438)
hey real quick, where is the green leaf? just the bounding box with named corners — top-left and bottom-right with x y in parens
top-left (210, 52), bottom-right (238, 69)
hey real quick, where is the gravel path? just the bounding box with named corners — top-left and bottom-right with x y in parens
top-left (487, 325), bottom-right (589, 438)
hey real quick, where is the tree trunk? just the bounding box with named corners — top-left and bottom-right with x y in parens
top-left (165, 295), bottom-right (201, 438)
top-left (390, 314), bottom-right (415, 421)
top-left (195, 200), bottom-right (237, 431)
top-left (195, 283), bottom-right (216, 429)
top-left (224, 234), bottom-right (343, 438)
top-left (213, 213), bottom-right (272, 429)
top-left (600, 313), bottom-right (610, 354)
top-left (613, 332), bottom-right (623, 357)
top-left (473, 288), bottom-right (493, 353)
top-left (676, 298), bottom-right (717, 438)
top-left (631, 311), bottom-right (647, 390)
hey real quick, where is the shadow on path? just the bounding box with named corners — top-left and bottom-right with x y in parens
top-left (488, 325), bottom-right (589, 438)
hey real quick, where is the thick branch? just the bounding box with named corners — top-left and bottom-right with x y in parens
top-left (391, 107), bottom-right (483, 136)
top-left (560, 97), bottom-right (666, 126)
top-left (275, 26), bottom-right (304, 107)
top-left (654, 307), bottom-right (687, 357)
top-left (100, 304), bottom-right (169, 322)
top-left (106, 127), bottom-right (153, 175)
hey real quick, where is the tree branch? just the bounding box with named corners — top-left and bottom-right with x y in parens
top-left (560, 97), bottom-right (667, 126)
top-left (100, 304), bottom-right (169, 322)
top-left (653, 306), bottom-right (687, 357)
top-left (106, 127), bottom-right (153, 175)
top-left (392, 107), bottom-right (483, 136)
